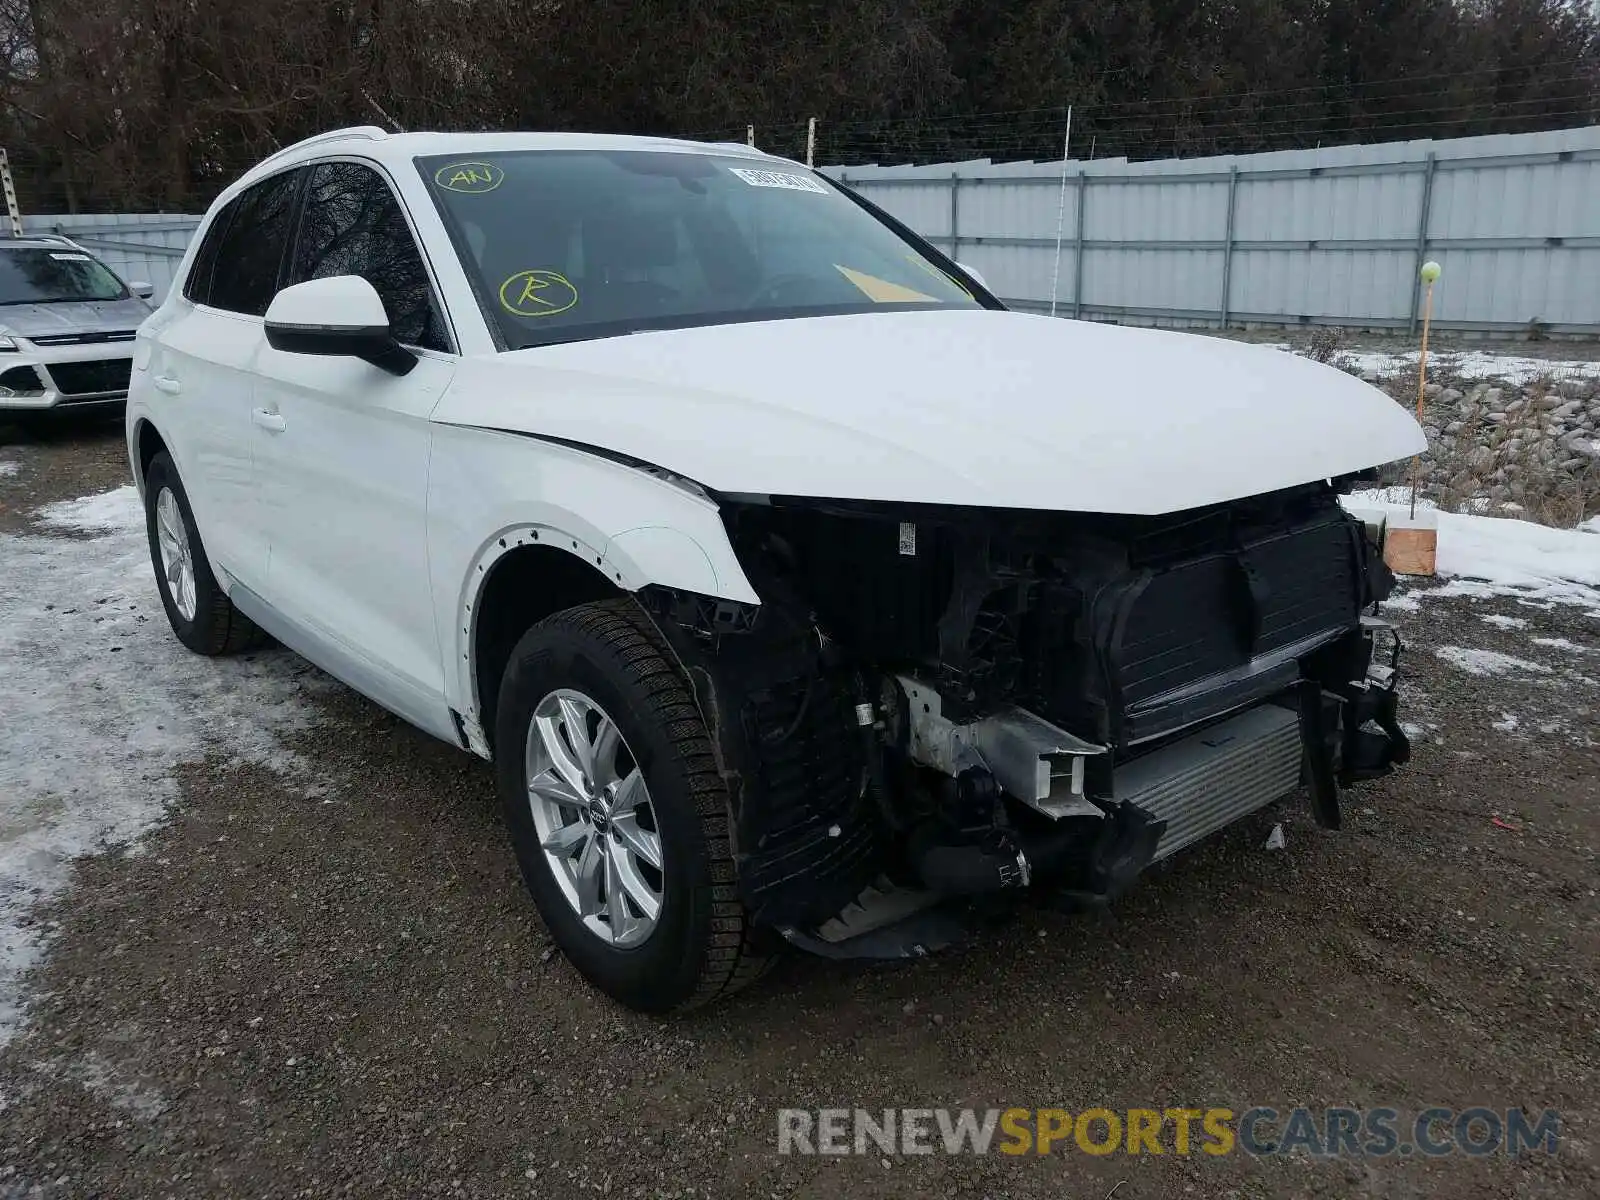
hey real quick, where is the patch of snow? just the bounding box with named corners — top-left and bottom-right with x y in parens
top-left (1322, 348), bottom-right (1600, 386)
top-left (1480, 614), bottom-right (1530, 630)
top-left (32, 484), bottom-right (144, 534)
top-left (1434, 646), bottom-right (1553, 678)
top-left (1349, 485), bottom-right (1436, 510)
top-left (0, 487), bottom-right (336, 1052)
top-left (1492, 712), bottom-right (1520, 733)
top-left (1343, 491), bottom-right (1600, 615)
top-left (27, 1050), bottom-right (167, 1119)
top-left (1532, 635), bottom-right (1586, 652)
top-left (1380, 592), bottom-right (1421, 613)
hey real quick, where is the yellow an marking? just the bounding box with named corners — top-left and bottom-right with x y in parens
top-left (448, 167), bottom-right (494, 188)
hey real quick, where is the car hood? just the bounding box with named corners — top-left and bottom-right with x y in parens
top-left (434, 309), bottom-right (1425, 515)
top-left (0, 298), bottom-right (151, 338)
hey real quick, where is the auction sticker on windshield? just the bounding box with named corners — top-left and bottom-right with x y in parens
top-left (727, 167), bottom-right (829, 194)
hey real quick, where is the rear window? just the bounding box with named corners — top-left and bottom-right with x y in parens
top-left (417, 149), bottom-right (980, 350)
top-left (183, 206), bottom-right (231, 306)
top-left (0, 248), bottom-right (126, 305)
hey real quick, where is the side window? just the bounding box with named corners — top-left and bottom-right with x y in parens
top-left (183, 202), bottom-right (235, 305)
top-left (290, 161), bottom-right (449, 352)
top-left (208, 169), bottom-right (302, 316)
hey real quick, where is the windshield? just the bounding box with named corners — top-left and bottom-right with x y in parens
top-left (0, 247), bottom-right (127, 305)
top-left (417, 149), bottom-right (983, 349)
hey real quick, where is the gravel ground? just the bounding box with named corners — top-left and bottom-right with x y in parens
top-left (1, 419), bottom-right (1597, 1199)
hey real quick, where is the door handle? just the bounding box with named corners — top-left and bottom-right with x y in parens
top-left (153, 375), bottom-right (182, 395)
top-left (251, 407), bottom-right (286, 433)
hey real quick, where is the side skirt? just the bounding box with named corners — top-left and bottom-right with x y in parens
top-left (230, 584), bottom-right (463, 750)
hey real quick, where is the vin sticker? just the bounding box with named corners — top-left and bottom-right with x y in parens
top-left (727, 167), bottom-right (829, 194)
top-left (898, 522), bottom-right (917, 556)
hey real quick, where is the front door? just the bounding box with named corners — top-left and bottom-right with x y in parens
top-left (252, 159), bottom-right (458, 735)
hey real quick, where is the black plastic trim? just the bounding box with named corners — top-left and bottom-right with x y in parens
top-left (264, 320), bottom-right (418, 375)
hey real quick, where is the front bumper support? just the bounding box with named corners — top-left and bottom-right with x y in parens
top-left (1299, 618), bottom-right (1411, 828)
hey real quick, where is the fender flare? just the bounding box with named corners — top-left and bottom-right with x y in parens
top-left (449, 513), bottom-right (760, 754)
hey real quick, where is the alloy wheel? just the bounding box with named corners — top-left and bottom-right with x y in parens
top-left (154, 486), bottom-right (197, 622)
top-left (524, 688), bottom-right (665, 948)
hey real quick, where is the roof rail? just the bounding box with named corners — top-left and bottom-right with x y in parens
top-left (254, 126), bottom-right (390, 171)
top-left (5, 231), bottom-right (82, 249)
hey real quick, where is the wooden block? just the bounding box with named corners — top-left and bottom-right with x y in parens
top-left (1384, 524), bottom-right (1437, 576)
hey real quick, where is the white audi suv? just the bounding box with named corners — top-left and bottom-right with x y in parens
top-left (128, 127), bottom-right (1422, 1011)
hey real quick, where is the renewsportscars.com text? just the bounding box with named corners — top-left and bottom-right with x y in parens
top-left (777, 1106), bottom-right (1560, 1158)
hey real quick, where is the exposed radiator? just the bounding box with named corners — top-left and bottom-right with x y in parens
top-left (1117, 516), bottom-right (1361, 708)
top-left (1115, 702), bottom-right (1303, 860)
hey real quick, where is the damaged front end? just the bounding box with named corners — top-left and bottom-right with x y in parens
top-left (639, 480), bottom-right (1410, 959)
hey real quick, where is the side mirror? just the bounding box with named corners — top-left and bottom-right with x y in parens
top-left (129, 281), bottom-right (155, 299)
top-left (263, 275), bottom-right (416, 376)
top-left (954, 262), bottom-right (989, 291)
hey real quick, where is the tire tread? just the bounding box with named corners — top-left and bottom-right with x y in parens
top-left (538, 598), bottom-right (771, 1009)
top-left (144, 452), bottom-right (269, 657)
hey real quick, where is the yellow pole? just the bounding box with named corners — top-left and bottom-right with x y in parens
top-left (1410, 263), bottom-right (1440, 520)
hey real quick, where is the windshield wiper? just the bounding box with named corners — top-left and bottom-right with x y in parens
top-left (515, 330), bottom-right (649, 350)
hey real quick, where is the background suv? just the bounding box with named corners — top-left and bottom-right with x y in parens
top-left (0, 235), bottom-right (155, 417)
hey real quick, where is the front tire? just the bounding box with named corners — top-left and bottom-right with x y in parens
top-left (495, 599), bottom-right (767, 1012)
top-left (142, 451), bottom-right (265, 655)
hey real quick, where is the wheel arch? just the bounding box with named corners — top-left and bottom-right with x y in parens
top-left (465, 536), bottom-right (624, 758)
top-left (460, 512), bottom-right (767, 758)
top-left (430, 426), bottom-right (763, 754)
top-left (132, 416), bottom-right (169, 493)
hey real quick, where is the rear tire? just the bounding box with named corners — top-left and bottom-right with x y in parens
top-left (142, 451), bottom-right (266, 656)
top-left (495, 598), bottom-right (768, 1012)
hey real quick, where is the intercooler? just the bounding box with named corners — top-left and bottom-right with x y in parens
top-left (1114, 702), bottom-right (1303, 860)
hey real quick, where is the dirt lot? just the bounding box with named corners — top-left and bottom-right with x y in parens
top-left (1, 419), bottom-right (1597, 1200)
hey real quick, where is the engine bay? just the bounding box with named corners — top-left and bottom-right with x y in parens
top-left (639, 481), bottom-right (1411, 954)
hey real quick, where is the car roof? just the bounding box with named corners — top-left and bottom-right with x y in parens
top-left (228, 127), bottom-right (794, 200)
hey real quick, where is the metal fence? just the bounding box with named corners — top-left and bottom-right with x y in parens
top-left (15, 124), bottom-right (1600, 334)
top-left (823, 125), bottom-right (1600, 337)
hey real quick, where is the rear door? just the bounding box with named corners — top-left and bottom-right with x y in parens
top-left (140, 168), bottom-right (303, 590)
top-left (252, 159), bottom-right (457, 734)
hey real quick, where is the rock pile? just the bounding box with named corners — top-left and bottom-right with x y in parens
top-left (1406, 375), bottom-right (1599, 515)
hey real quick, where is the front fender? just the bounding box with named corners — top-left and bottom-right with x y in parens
top-left (426, 422), bottom-right (759, 718)
top-left (603, 524), bottom-right (753, 602)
